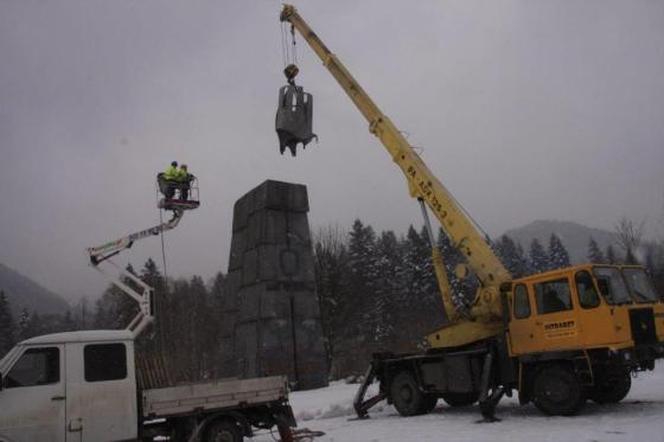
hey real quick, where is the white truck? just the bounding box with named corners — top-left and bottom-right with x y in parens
top-left (0, 186), bottom-right (297, 441)
top-left (0, 330), bottom-right (296, 442)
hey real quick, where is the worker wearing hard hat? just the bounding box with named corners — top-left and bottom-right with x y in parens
top-left (161, 161), bottom-right (179, 199)
top-left (176, 164), bottom-right (191, 200)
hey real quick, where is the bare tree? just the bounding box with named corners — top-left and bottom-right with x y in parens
top-left (614, 217), bottom-right (645, 264)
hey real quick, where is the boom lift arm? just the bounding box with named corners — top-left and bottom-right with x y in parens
top-left (280, 5), bottom-right (511, 347)
top-left (86, 209), bottom-right (188, 338)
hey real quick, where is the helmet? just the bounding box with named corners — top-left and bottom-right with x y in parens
top-left (181, 164), bottom-right (188, 170)
top-left (171, 161), bottom-right (178, 167)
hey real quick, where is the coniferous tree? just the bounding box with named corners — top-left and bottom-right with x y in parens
top-left (372, 231), bottom-right (401, 345)
top-left (17, 308), bottom-right (30, 341)
top-left (347, 219), bottom-right (378, 349)
top-left (587, 237), bottom-right (605, 263)
top-left (189, 275), bottom-right (213, 378)
top-left (0, 291), bottom-right (16, 357)
top-left (400, 226), bottom-right (437, 339)
top-left (59, 310), bottom-right (76, 332)
top-left (548, 234), bottom-right (571, 269)
top-left (496, 235), bottom-right (528, 277)
top-left (139, 258), bottom-right (168, 355)
top-left (436, 228), bottom-right (473, 316)
top-left (23, 311), bottom-right (44, 340)
top-left (529, 238), bottom-right (550, 273)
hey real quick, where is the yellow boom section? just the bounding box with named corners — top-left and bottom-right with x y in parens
top-left (281, 5), bottom-right (511, 347)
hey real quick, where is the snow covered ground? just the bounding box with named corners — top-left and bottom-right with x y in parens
top-left (253, 364), bottom-right (664, 442)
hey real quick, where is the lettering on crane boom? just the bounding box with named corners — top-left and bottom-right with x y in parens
top-left (407, 165), bottom-right (443, 213)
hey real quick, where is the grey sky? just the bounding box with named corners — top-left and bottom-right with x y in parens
top-left (1, 0), bottom-right (663, 302)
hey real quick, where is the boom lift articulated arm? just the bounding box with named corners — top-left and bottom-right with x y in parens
top-left (86, 210), bottom-right (184, 338)
top-left (280, 5), bottom-right (511, 347)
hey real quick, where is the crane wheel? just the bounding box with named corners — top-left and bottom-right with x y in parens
top-left (532, 364), bottom-right (585, 416)
top-left (441, 391), bottom-right (480, 407)
top-left (390, 371), bottom-right (429, 416)
top-left (589, 370), bottom-right (631, 404)
top-left (204, 419), bottom-right (243, 442)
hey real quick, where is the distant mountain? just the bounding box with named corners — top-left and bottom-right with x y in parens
top-left (0, 263), bottom-right (70, 317)
top-left (503, 220), bottom-right (618, 264)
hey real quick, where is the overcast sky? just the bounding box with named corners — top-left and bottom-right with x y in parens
top-left (1, 0), bottom-right (663, 303)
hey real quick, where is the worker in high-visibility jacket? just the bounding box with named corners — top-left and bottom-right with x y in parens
top-left (176, 164), bottom-right (191, 200)
top-left (162, 161), bottom-right (179, 199)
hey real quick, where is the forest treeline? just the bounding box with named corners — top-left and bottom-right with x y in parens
top-left (2, 218), bottom-right (664, 380)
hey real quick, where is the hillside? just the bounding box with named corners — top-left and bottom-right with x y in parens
top-left (0, 262), bottom-right (70, 317)
top-left (503, 220), bottom-right (618, 264)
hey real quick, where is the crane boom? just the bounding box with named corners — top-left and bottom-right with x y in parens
top-left (280, 5), bottom-right (511, 347)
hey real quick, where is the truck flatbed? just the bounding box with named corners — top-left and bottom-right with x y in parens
top-left (142, 375), bottom-right (289, 419)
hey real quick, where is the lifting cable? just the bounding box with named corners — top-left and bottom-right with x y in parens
top-left (280, 21), bottom-right (298, 68)
top-left (158, 208), bottom-right (169, 282)
top-left (157, 207), bottom-right (169, 354)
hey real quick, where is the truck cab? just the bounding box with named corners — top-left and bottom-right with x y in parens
top-left (507, 264), bottom-right (664, 361)
top-left (0, 330), bottom-right (138, 442)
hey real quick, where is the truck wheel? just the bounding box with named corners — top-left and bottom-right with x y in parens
top-left (533, 365), bottom-right (585, 416)
top-left (390, 371), bottom-right (427, 416)
top-left (589, 371), bottom-right (631, 404)
top-left (441, 391), bottom-right (480, 407)
top-left (205, 419), bottom-right (243, 442)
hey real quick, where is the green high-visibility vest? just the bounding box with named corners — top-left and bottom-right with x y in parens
top-left (164, 165), bottom-right (178, 180)
top-left (176, 168), bottom-right (189, 182)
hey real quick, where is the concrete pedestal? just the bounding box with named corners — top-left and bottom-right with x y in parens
top-left (221, 180), bottom-right (328, 390)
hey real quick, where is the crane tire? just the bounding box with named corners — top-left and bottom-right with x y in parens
top-left (390, 371), bottom-right (427, 416)
top-left (533, 364), bottom-right (585, 416)
top-left (589, 370), bottom-right (631, 404)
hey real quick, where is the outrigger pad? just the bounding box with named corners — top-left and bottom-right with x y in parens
top-left (275, 84), bottom-right (317, 156)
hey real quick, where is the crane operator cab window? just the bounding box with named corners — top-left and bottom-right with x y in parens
top-left (513, 284), bottom-right (531, 319)
top-left (622, 267), bottom-right (659, 303)
top-left (593, 267), bottom-right (631, 305)
top-left (535, 278), bottom-right (573, 314)
top-left (575, 271), bottom-right (601, 308)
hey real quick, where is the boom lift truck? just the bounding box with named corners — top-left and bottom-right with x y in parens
top-left (0, 179), bottom-right (298, 442)
top-left (277, 4), bottom-right (664, 420)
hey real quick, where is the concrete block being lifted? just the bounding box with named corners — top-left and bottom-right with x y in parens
top-left (222, 180), bottom-right (328, 390)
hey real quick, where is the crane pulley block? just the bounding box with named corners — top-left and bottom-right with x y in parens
top-left (275, 81), bottom-right (317, 157)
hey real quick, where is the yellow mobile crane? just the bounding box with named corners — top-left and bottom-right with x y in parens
top-left (278, 5), bottom-right (664, 420)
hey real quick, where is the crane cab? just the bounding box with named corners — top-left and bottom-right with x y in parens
top-left (156, 174), bottom-right (200, 212)
top-left (506, 264), bottom-right (664, 362)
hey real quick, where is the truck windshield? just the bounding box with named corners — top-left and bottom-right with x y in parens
top-left (593, 267), bottom-right (631, 305)
top-left (622, 268), bottom-right (659, 302)
top-left (0, 346), bottom-right (20, 374)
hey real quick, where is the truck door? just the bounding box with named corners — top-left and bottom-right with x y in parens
top-left (508, 283), bottom-right (539, 355)
top-left (65, 341), bottom-right (138, 442)
top-left (531, 277), bottom-right (580, 351)
top-left (0, 345), bottom-right (66, 442)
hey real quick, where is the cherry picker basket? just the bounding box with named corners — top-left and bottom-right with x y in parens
top-left (156, 173), bottom-right (200, 211)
